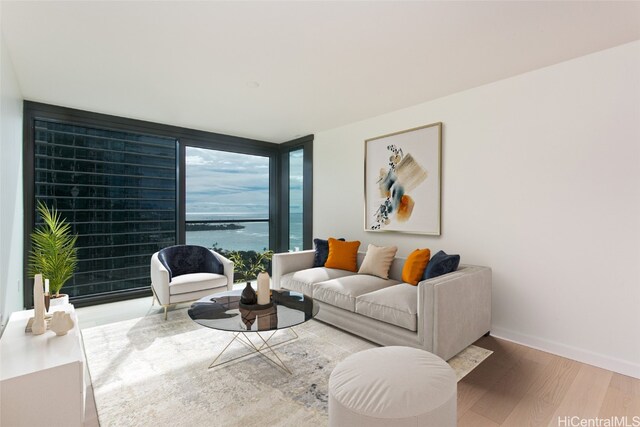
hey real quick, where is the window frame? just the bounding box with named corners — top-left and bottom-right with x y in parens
top-left (278, 135), bottom-right (314, 252)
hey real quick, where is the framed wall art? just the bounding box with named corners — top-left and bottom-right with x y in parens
top-left (364, 122), bottom-right (442, 235)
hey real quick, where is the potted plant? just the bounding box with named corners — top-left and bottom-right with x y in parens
top-left (28, 201), bottom-right (78, 305)
top-left (228, 249), bottom-right (274, 304)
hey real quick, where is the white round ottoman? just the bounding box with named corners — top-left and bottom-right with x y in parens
top-left (328, 346), bottom-right (457, 427)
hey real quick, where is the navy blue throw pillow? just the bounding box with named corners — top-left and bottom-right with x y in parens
top-left (313, 238), bottom-right (345, 267)
top-left (422, 250), bottom-right (460, 280)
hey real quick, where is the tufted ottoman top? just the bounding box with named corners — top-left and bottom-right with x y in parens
top-left (329, 346), bottom-right (456, 419)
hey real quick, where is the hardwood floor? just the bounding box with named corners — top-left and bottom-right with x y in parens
top-left (459, 336), bottom-right (640, 426)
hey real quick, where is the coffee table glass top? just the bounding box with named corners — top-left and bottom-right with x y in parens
top-left (188, 289), bottom-right (318, 332)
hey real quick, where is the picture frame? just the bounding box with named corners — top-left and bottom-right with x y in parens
top-left (364, 122), bottom-right (442, 235)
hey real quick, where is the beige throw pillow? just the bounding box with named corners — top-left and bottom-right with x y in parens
top-left (358, 244), bottom-right (398, 279)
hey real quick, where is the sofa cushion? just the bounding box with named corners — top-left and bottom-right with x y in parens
top-left (169, 272), bottom-right (228, 295)
top-left (280, 267), bottom-right (355, 296)
top-left (402, 248), bottom-right (431, 285)
top-left (325, 238), bottom-right (361, 272)
top-left (313, 237), bottom-right (345, 267)
top-left (314, 275), bottom-right (399, 312)
top-left (358, 244), bottom-right (398, 279)
top-left (355, 283), bottom-right (418, 331)
top-left (423, 250), bottom-right (460, 280)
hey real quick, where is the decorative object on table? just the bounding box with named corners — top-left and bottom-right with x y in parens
top-left (240, 283), bottom-right (258, 305)
top-left (24, 316), bottom-right (52, 333)
top-left (257, 272), bottom-right (271, 305)
top-left (50, 311), bottom-right (74, 336)
top-left (364, 122), bottom-right (442, 235)
top-left (44, 278), bottom-right (51, 312)
top-left (31, 274), bottom-right (47, 335)
top-left (229, 249), bottom-right (274, 306)
top-left (28, 201), bottom-right (78, 305)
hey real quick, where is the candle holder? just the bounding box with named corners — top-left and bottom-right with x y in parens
top-left (44, 292), bottom-right (51, 313)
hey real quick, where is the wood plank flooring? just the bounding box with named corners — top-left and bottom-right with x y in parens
top-left (460, 336), bottom-right (640, 426)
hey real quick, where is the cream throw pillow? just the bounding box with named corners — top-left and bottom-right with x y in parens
top-left (358, 244), bottom-right (398, 279)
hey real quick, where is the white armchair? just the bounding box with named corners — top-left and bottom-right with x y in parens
top-left (150, 245), bottom-right (234, 319)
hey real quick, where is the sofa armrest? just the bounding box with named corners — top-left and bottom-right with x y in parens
top-left (150, 252), bottom-right (171, 305)
top-left (418, 265), bottom-right (492, 360)
top-left (212, 250), bottom-right (235, 290)
top-left (272, 250), bottom-right (316, 289)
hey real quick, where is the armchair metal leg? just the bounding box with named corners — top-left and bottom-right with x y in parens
top-left (151, 288), bottom-right (169, 320)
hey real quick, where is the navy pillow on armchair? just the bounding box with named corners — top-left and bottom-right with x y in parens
top-left (313, 238), bottom-right (345, 267)
top-left (422, 250), bottom-right (460, 280)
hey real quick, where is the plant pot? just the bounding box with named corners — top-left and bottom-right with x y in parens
top-left (50, 294), bottom-right (69, 307)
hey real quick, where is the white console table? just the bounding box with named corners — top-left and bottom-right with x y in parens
top-left (0, 304), bottom-right (85, 427)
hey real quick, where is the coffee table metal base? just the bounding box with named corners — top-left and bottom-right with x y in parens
top-left (209, 328), bottom-right (298, 374)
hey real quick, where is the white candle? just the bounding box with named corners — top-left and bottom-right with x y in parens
top-left (44, 279), bottom-right (50, 294)
top-left (257, 272), bottom-right (270, 305)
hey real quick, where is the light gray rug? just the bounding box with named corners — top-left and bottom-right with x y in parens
top-left (82, 309), bottom-right (491, 427)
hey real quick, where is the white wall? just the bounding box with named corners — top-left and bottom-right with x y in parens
top-left (0, 25), bottom-right (24, 328)
top-left (314, 41), bottom-right (640, 378)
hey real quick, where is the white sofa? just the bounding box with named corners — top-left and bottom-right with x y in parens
top-left (272, 250), bottom-right (491, 361)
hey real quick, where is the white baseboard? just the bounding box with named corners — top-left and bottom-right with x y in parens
top-left (491, 327), bottom-right (640, 379)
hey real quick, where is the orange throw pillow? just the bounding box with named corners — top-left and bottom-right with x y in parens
top-left (402, 249), bottom-right (431, 285)
top-left (325, 238), bottom-right (361, 272)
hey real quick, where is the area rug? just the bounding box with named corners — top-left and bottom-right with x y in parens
top-left (82, 309), bottom-right (492, 426)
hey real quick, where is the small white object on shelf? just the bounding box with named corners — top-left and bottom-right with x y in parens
top-left (50, 311), bottom-right (74, 336)
top-left (257, 272), bottom-right (270, 305)
top-left (32, 274), bottom-right (46, 335)
top-left (44, 278), bottom-right (50, 293)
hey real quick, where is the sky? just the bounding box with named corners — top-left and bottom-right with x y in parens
top-left (185, 147), bottom-right (303, 218)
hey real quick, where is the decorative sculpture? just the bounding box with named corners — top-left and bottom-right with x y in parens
top-left (257, 272), bottom-right (271, 305)
top-left (50, 311), bottom-right (74, 336)
top-left (32, 274), bottom-right (47, 335)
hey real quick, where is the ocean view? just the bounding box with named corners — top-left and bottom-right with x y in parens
top-left (186, 212), bottom-right (303, 252)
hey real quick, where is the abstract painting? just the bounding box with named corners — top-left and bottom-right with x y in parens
top-left (364, 122), bottom-right (442, 235)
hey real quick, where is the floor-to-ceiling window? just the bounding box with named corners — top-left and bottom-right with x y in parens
top-left (185, 147), bottom-right (270, 253)
top-left (24, 102), bottom-right (312, 307)
top-left (288, 148), bottom-right (304, 251)
top-left (31, 119), bottom-right (177, 301)
top-left (279, 135), bottom-right (313, 252)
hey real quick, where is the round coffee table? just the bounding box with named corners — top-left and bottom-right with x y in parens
top-left (188, 289), bottom-right (319, 373)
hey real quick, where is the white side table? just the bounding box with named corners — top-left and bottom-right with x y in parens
top-left (0, 303), bottom-right (85, 427)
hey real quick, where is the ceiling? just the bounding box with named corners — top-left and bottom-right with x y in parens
top-left (2, 1), bottom-right (640, 143)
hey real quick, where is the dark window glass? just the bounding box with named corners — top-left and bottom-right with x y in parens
top-left (33, 120), bottom-right (177, 299)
